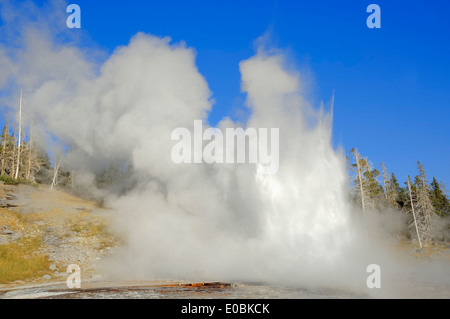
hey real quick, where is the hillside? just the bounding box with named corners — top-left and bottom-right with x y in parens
top-left (0, 182), bottom-right (119, 287)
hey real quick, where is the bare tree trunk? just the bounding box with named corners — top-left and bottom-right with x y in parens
top-left (10, 142), bottom-right (15, 178)
top-left (354, 149), bottom-right (366, 212)
top-left (407, 175), bottom-right (422, 248)
top-left (26, 121), bottom-right (33, 180)
top-left (381, 162), bottom-right (389, 201)
top-left (416, 161), bottom-right (433, 243)
top-left (50, 157), bottom-right (62, 191)
top-left (1, 125), bottom-right (7, 177)
top-left (14, 89), bottom-right (22, 180)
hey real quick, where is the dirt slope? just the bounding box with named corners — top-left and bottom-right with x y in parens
top-left (0, 182), bottom-right (120, 287)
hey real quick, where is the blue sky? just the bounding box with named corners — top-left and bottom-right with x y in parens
top-left (2, 0), bottom-right (450, 188)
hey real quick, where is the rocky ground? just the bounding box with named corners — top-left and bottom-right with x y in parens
top-left (0, 181), bottom-right (449, 298)
top-left (0, 181), bottom-right (120, 287)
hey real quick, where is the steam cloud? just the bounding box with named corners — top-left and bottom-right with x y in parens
top-left (4, 0), bottom-right (446, 297)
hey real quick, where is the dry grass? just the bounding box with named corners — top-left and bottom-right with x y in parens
top-left (0, 209), bottom-right (51, 284)
top-left (66, 212), bottom-right (119, 250)
top-left (0, 209), bottom-right (26, 232)
top-left (67, 211), bottom-right (111, 237)
top-left (0, 237), bottom-right (51, 284)
top-left (0, 186), bottom-right (120, 285)
top-left (391, 238), bottom-right (450, 260)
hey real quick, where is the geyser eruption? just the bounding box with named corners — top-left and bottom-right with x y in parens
top-left (0, 7), bottom-right (378, 292)
top-left (91, 35), bottom-right (369, 290)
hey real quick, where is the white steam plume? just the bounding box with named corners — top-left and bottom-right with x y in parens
top-left (1, 0), bottom-right (433, 297)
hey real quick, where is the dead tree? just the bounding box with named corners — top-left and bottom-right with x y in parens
top-left (0, 124), bottom-right (7, 176)
top-left (26, 121), bottom-right (33, 180)
top-left (50, 157), bottom-right (62, 191)
top-left (14, 89), bottom-right (23, 180)
top-left (407, 175), bottom-right (423, 248)
top-left (381, 162), bottom-right (389, 201)
top-left (350, 148), bottom-right (367, 212)
top-left (10, 134), bottom-right (15, 179)
top-left (415, 161), bottom-right (433, 243)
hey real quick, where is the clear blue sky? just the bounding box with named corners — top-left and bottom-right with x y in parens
top-left (2, 0), bottom-right (450, 188)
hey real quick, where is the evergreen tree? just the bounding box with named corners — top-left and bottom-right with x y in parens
top-left (0, 122), bottom-right (51, 183)
top-left (385, 172), bottom-right (401, 208)
top-left (412, 161), bottom-right (434, 243)
top-left (349, 148), bottom-right (384, 210)
top-left (363, 166), bottom-right (384, 208)
top-left (393, 174), bottom-right (409, 209)
top-left (430, 177), bottom-right (450, 216)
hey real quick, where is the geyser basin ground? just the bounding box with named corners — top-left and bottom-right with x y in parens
top-left (0, 180), bottom-right (449, 299)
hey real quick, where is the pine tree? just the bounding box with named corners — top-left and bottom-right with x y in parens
top-left (430, 177), bottom-right (450, 216)
top-left (363, 166), bottom-right (384, 208)
top-left (0, 92), bottom-right (51, 183)
top-left (412, 161), bottom-right (434, 243)
top-left (381, 162), bottom-right (405, 209)
top-left (394, 174), bottom-right (409, 209)
top-left (33, 144), bottom-right (52, 184)
top-left (381, 162), bottom-right (389, 201)
top-left (385, 171), bottom-right (401, 208)
top-left (349, 148), bottom-right (384, 210)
